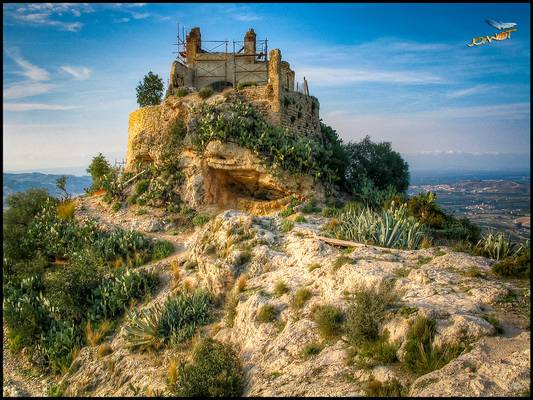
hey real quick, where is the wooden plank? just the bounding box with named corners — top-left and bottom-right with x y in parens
top-left (122, 169), bottom-right (147, 187)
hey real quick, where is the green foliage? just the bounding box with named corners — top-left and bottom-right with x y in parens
top-left (112, 202), bottom-right (122, 212)
top-left (301, 342), bottom-right (322, 358)
top-left (328, 202), bottom-right (426, 250)
top-left (172, 337), bottom-right (244, 397)
top-left (192, 213), bottom-right (211, 226)
top-left (273, 280), bottom-right (289, 297)
top-left (476, 231), bottom-right (517, 261)
top-left (86, 153), bottom-right (113, 193)
top-left (35, 320), bottom-right (82, 374)
top-left (124, 289), bottom-right (211, 350)
top-left (136, 71), bottom-right (164, 107)
top-left (312, 304), bottom-right (344, 339)
top-left (343, 135), bottom-right (410, 194)
top-left (55, 175), bottom-right (70, 201)
top-left (294, 214), bottom-right (306, 223)
top-left (357, 178), bottom-right (402, 210)
top-left (280, 205), bottom-right (295, 217)
top-left (353, 335), bottom-right (399, 369)
top-left (492, 250), bottom-right (530, 278)
top-left (407, 192), bottom-right (447, 229)
top-left (224, 292), bottom-right (240, 327)
top-left (345, 282), bottom-right (398, 344)
top-left (198, 87), bottom-right (214, 99)
top-left (192, 100), bottom-right (342, 184)
top-left (281, 219), bottom-right (294, 232)
top-left (176, 87), bottom-right (190, 97)
top-left (256, 304), bottom-right (278, 323)
top-left (152, 240), bottom-right (174, 260)
top-left (403, 316), bottom-right (465, 375)
top-left (158, 290), bottom-right (212, 344)
top-left (291, 287), bottom-right (313, 310)
top-left (299, 198), bottom-right (321, 214)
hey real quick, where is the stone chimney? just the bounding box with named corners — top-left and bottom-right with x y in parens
top-left (243, 28), bottom-right (256, 64)
top-left (186, 27), bottom-right (201, 65)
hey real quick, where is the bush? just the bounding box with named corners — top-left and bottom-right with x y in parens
top-left (236, 81), bottom-right (257, 90)
top-left (402, 316), bottom-right (465, 375)
top-left (192, 213), bottom-right (211, 226)
top-left (364, 378), bottom-right (407, 397)
top-left (152, 240), bottom-right (174, 260)
top-left (328, 202), bottom-right (426, 250)
top-left (173, 337), bottom-right (244, 397)
top-left (86, 153), bottom-right (113, 193)
top-left (273, 280), bottom-right (289, 297)
top-left (136, 71), bottom-right (164, 107)
top-left (256, 304), bottom-right (277, 323)
top-left (301, 342), bottom-right (322, 358)
top-left (476, 231), bottom-right (516, 261)
top-left (112, 202), bottom-right (121, 212)
top-left (407, 192), bottom-right (447, 229)
top-left (343, 135), bottom-right (409, 194)
top-left (158, 290), bottom-right (212, 344)
top-left (291, 287), bottom-right (312, 310)
top-left (36, 320), bottom-right (82, 375)
top-left (281, 220), bottom-right (294, 232)
top-left (224, 292), bottom-right (240, 327)
top-left (345, 282), bottom-right (397, 344)
top-left (312, 304), bottom-right (344, 339)
top-left (198, 87), bottom-right (214, 99)
top-left (57, 200), bottom-right (76, 220)
top-left (492, 252), bottom-right (530, 278)
top-left (354, 335), bottom-right (399, 368)
top-left (176, 87), bottom-right (190, 97)
top-left (294, 214), bottom-right (306, 223)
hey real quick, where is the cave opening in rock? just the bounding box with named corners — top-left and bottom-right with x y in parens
top-left (207, 167), bottom-right (288, 209)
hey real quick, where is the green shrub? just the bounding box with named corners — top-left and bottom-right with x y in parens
top-left (281, 220), bottom-right (294, 232)
top-left (492, 252), bottom-right (530, 278)
top-left (417, 256), bottom-right (433, 266)
top-left (332, 255), bottom-right (354, 272)
top-left (158, 290), bottom-right (212, 344)
top-left (256, 304), bottom-right (277, 323)
top-left (136, 71), bottom-right (164, 107)
top-left (307, 263), bottom-right (321, 272)
top-left (301, 342), bottom-right (322, 358)
top-left (123, 302), bottom-right (163, 350)
top-left (312, 304), bottom-right (344, 339)
top-left (407, 192), bottom-right (447, 229)
top-left (300, 199), bottom-right (321, 214)
top-left (198, 87), bottom-right (214, 99)
top-left (176, 87), bottom-right (190, 97)
top-left (280, 206), bottom-right (295, 218)
top-left (343, 135), bottom-right (409, 194)
top-left (273, 280), bottom-right (289, 297)
top-left (353, 336), bottom-right (399, 369)
top-left (291, 287), bottom-right (312, 310)
top-left (345, 282), bottom-right (398, 345)
top-left (86, 153), bottom-right (114, 193)
top-left (112, 202), bottom-right (121, 212)
top-left (327, 202), bottom-right (426, 250)
top-left (402, 316), bottom-right (465, 375)
top-left (476, 231), bottom-right (515, 260)
top-left (173, 337), bottom-right (244, 397)
top-left (294, 214), bottom-right (306, 223)
top-left (224, 292), bottom-right (239, 327)
top-left (482, 314), bottom-right (504, 334)
top-left (36, 320), bottom-right (82, 375)
top-left (134, 178), bottom-right (150, 198)
top-left (192, 213), bottom-right (211, 226)
top-left (152, 240), bottom-right (174, 260)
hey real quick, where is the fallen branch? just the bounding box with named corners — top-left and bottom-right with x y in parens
top-left (314, 235), bottom-right (367, 248)
top-left (122, 169), bottom-right (147, 187)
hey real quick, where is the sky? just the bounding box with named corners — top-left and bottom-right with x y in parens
top-left (3, 3), bottom-right (531, 175)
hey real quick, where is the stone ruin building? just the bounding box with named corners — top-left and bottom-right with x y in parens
top-left (167, 27), bottom-right (321, 137)
top-left (125, 27), bottom-right (324, 213)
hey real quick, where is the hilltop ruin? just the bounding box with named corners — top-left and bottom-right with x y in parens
top-left (125, 27), bottom-right (326, 214)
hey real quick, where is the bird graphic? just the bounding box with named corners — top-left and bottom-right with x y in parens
top-left (485, 19), bottom-right (517, 30)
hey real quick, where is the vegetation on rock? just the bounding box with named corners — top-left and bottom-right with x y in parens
top-left (136, 71), bottom-right (164, 107)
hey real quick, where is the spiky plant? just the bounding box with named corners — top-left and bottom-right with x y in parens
top-left (476, 231), bottom-right (514, 260)
top-left (123, 302), bottom-right (163, 350)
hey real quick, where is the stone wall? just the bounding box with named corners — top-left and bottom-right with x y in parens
top-left (279, 91), bottom-right (321, 137)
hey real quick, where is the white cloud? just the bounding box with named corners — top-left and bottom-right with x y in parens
top-left (4, 48), bottom-right (50, 81)
top-left (5, 3), bottom-right (93, 31)
top-left (298, 67), bottom-right (445, 86)
top-left (114, 17), bottom-right (131, 23)
top-left (445, 85), bottom-right (492, 99)
top-left (4, 82), bottom-right (58, 99)
top-left (60, 66), bottom-right (92, 80)
top-left (131, 12), bottom-right (150, 20)
top-left (4, 103), bottom-right (79, 112)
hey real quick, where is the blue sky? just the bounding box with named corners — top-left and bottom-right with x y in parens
top-left (3, 3), bottom-right (531, 174)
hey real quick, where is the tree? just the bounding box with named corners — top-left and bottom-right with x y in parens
top-left (86, 153), bottom-right (112, 192)
top-left (56, 176), bottom-right (70, 201)
top-left (136, 71), bottom-right (164, 107)
top-left (343, 135), bottom-right (410, 194)
top-left (319, 122), bottom-right (349, 183)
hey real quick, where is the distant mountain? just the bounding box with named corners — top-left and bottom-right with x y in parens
top-left (3, 173), bottom-right (92, 208)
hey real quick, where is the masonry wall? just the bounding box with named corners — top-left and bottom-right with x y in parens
top-left (279, 91), bottom-right (321, 137)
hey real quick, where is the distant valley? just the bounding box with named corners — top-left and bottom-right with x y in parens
top-left (3, 173), bottom-right (92, 208)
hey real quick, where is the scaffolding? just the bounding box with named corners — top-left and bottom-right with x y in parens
top-left (173, 24), bottom-right (269, 88)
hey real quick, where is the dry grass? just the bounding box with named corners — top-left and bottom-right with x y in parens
top-left (85, 320), bottom-right (111, 346)
top-left (171, 259), bottom-right (181, 288)
top-left (168, 358), bottom-right (178, 387)
top-left (97, 343), bottom-right (113, 358)
top-left (236, 275), bottom-right (247, 293)
top-left (57, 200), bottom-right (76, 220)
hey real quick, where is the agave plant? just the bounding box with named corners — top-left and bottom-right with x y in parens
top-left (476, 231), bottom-right (514, 260)
top-left (123, 302), bottom-right (164, 350)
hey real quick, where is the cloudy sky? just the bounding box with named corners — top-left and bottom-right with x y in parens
top-left (3, 3), bottom-right (530, 174)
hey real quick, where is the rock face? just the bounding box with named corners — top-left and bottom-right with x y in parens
top-left (126, 94), bottom-right (324, 215)
top-left (57, 209), bottom-right (530, 397)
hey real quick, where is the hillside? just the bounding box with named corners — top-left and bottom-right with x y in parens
top-left (3, 173), bottom-right (91, 208)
